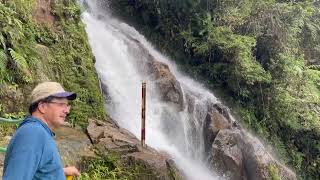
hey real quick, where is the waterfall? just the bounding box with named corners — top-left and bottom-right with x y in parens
top-left (82, 1), bottom-right (226, 180)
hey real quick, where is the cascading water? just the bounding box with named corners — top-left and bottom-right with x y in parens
top-left (82, 1), bottom-right (226, 179)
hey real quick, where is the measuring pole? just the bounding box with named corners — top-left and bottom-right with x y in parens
top-left (141, 81), bottom-right (146, 147)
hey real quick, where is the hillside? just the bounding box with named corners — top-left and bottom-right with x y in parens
top-left (106, 0), bottom-right (320, 179)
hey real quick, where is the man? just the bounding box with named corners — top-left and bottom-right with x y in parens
top-left (3, 82), bottom-right (81, 179)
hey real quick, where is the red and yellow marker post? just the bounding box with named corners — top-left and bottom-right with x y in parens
top-left (141, 82), bottom-right (146, 147)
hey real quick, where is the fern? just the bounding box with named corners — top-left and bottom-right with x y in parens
top-left (0, 33), bottom-right (6, 50)
top-left (8, 48), bottom-right (28, 70)
top-left (0, 49), bottom-right (7, 70)
top-left (6, 0), bottom-right (37, 20)
top-left (308, 64), bottom-right (320, 71)
top-left (8, 48), bottom-right (32, 83)
top-left (0, 49), bottom-right (7, 83)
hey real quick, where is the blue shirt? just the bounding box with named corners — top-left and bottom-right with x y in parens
top-left (3, 116), bottom-right (66, 180)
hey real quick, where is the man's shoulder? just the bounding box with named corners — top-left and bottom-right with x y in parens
top-left (18, 120), bottom-right (47, 134)
top-left (7, 119), bottom-right (50, 153)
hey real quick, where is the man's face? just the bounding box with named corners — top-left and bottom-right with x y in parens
top-left (41, 97), bottom-right (71, 129)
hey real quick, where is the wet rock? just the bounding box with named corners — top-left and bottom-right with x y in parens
top-left (210, 103), bottom-right (239, 128)
top-left (203, 107), bottom-right (232, 154)
top-left (241, 132), bottom-right (296, 180)
top-left (211, 129), bottom-right (246, 180)
top-left (208, 128), bottom-right (297, 180)
top-left (87, 118), bottom-right (183, 180)
top-left (145, 56), bottom-right (184, 111)
top-left (202, 102), bottom-right (296, 180)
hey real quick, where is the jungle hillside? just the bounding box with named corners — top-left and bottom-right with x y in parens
top-left (107, 0), bottom-right (320, 179)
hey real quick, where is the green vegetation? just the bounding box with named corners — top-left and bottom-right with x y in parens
top-left (0, 1), bottom-right (156, 179)
top-left (108, 0), bottom-right (320, 179)
top-left (79, 152), bottom-right (155, 180)
top-left (268, 163), bottom-right (280, 180)
top-left (79, 155), bottom-right (131, 180)
top-left (0, 0), bottom-right (106, 127)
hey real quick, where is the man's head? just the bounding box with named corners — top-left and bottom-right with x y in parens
top-left (29, 82), bottom-right (77, 129)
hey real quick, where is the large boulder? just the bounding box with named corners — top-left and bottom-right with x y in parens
top-left (203, 106), bottom-right (232, 155)
top-left (241, 132), bottom-right (296, 180)
top-left (203, 103), bottom-right (238, 155)
top-left (209, 128), bottom-right (297, 180)
top-left (145, 55), bottom-right (184, 111)
top-left (55, 125), bottom-right (96, 168)
top-left (203, 103), bottom-right (297, 180)
top-left (87, 118), bottom-right (183, 180)
top-left (87, 118), bottom-right (140, 154)
top-left (211, 129), bottom-right (246, 180)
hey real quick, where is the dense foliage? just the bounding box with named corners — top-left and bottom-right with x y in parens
top-left (0, 0), bottom-right (106, 126)
top-left (79, 152), bottom-right (156, 180)
top-left (108, 0), bottom-right (320, 179)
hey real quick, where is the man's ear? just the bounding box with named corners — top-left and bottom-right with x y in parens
top-left (37, 102), bottom-right (47, 114)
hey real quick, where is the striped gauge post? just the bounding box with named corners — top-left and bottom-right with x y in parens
top-left (141, 81), bottom-right (146, 147)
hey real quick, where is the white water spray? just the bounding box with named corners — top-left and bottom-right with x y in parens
top-left (82, 2), bottom-right (225, 180)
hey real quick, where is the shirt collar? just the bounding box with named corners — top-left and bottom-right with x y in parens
top-left (19, 116), bottom-right (55, 137)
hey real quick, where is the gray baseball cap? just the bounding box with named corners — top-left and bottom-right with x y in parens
top-left (30, 82), bottom-right (77, 104)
